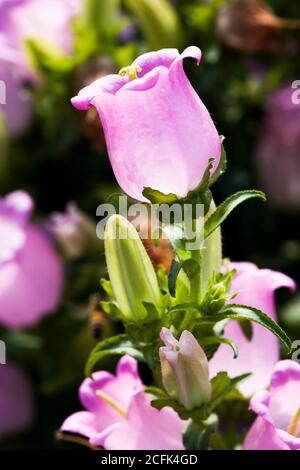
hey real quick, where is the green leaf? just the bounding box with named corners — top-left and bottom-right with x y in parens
top-left (168, 260), bottom-right (182, 297)
top-left (85, 334), bottom-right (144, 376)
top-left (187, 158), bottom-right (215, 195)
top-left (168, 302), bottom-right (200, 314)
top-left (182, 258), bottom-right (200, 280)
top-left (200, 336), bottom-right (239, 359)
top-left (202, 304), bottom-right (292, 352)
top-left (100, 278), bottom-right (114, 298)
top-left (204, 190), bottom-right (266, 239)
top-left (239, 320), bottom-right (253, 341)
top-left (210, 372), bottom-right (251, 410)
top-left (145, 387), bottom-right (168, 399)
top-left (183, 415), bottom-right (218, 450)
top-left (141, 302), bottom-right (161, 323)
top-left (26, 38), bottom-right (73, 76)
top-left (142, 187), bottom-right (178, 204)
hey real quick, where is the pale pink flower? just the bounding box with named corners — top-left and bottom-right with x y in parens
top-left (209, 262), bottom-right (296, 396)
top-left (244, 360), bottom-right (300, 450)
top-left (71, 46), bottom-right (221, 202)
top-left (61, 355), bottom-right (185, 450)
top-left (0, 191), bottom-right (63, 328)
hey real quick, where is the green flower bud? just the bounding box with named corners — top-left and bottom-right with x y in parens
top-left (104, 215), bottom-right (162, 323)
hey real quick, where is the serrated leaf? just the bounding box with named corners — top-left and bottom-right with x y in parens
top-left (204, 190), bottom-right (266, 239)
top-left (85, 334), bottom-right (144, 376)
top-left (202, 304), bottom-right (291, 352)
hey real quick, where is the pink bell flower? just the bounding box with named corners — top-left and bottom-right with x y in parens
top-left (244, 360), bottom-right (300, 450)
top-left (71, 46), bottom-right (221, 202)
top-left (0, 190), bottom-right (63, 329)
top-left (0, 0), bottom-right (80, 135)
top-left (61, 355), bottom-right (185, 450)
top-left (0, 363), bottom-right (34, 440)
top-left (209, 262), bottom-right (296, 396)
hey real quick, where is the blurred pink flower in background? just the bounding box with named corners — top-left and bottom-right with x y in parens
top-left (255, 86), bottom-right (300, 211)
top-left (0, 0), bottom-right (81, 135)
top-left (61, 355), bottom-right (185, 450)
top-left (49, 203), bottom-right (98, 260)
top-left (244, 360), bottom-right (300, 450)
top-left (209, 262), bottom-right (296, 396)
top-left (0, 363), bottom-right (34, 440)
top-left (0, 190), bottom-right (63, 329)
top-left (72, 46), bottom-right (221, 202)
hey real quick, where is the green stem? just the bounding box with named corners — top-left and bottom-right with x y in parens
top-left (190, 216), bottom-right (202, 304)
top-left (190, 243), bottom-right (202, 303)
top-left (181, 219), bottom-right (202, 331)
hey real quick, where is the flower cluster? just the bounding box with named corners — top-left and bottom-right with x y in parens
top-left (58, 46), bottom-right (298, 451)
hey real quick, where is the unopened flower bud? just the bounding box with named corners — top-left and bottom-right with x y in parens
top-left (104, 215), bottom-right (162, 323)
top-left (159, 328), bottom-right (211, 410)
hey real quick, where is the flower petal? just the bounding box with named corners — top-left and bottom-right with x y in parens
top-left (268, 360), bottom-right (300, 433)
top-left (244, 417), bottom-right (289, 450)
top-left (102, 391), bottom-right (184, 450)
top-left (0, 225), bottom-right (63, 329)
top-left (169, 45), bottom-right (202, 75)
top-left (71, 75), bottom-right (129, 110)
top-left (131, 48), bottom-right (180, 77)
top-left (209, 262), bottom-right (296, 396)
top-left (61, 411), bottom-right (99, 440)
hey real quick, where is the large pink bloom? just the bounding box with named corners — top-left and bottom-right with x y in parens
top-left (71, 46), bottom-right (221, 202)
top-left (61, 355), bottom-right (185, 450)
top-left (209, 262), bottom-right (296, 396)
top-left (0, 191), bottom-right (63, 328)
top-left (0, 363), bottom-right (34, 439)
top-left (0, 0), bottom-right (80, 135)
top-left (244, 360), bottom-right (300, 450)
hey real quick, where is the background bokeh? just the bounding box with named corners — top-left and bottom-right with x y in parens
top-left (0, 0), bottom-right (300, 449)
